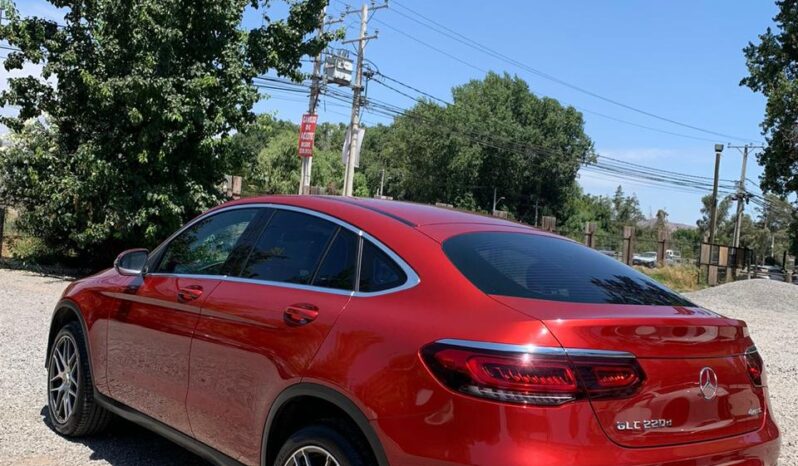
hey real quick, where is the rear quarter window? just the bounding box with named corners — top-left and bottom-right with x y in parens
top-left (442, 232), bottom-right (693, 306)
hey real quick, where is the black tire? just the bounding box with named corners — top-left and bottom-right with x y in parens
top-left (273, 419), bottom-right (374, 466)
top-left (46, 322), bottom-right (113, 436)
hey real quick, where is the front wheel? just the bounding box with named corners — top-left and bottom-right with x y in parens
top-left (47, 322), bottom-right (112, 436)
top-left (274, 420), bottom-right (373, 466)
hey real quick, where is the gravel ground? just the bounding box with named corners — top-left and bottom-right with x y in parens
top-left (0, 269), bottom-right (207, 466)
top-left (0, 268), bottom-right (795, 465)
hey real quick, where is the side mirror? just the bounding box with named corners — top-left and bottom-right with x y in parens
top-left (114, 249), bottom-right (149, 276)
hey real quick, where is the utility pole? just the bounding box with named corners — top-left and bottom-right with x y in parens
top-left (298, 7), bottom-right (328, 195)
top-left (491, 188), bottom-right (505, 216)
top-left (728, 143), bottom-right (763, 248)
top-left (341, 2), bottom-right (386, 197)
top-left (708, 144), bottom-right (724, 246)
top-left (378, 168), bottom-right (385, 197)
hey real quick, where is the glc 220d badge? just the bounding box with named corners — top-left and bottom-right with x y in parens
top-left (616, 419), bottom-right (674, 431)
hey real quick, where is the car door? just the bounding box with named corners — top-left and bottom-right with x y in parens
top-left (106, 207), bottom-right (262, 435)
top-left (186, 207), bottom-right (357, 463)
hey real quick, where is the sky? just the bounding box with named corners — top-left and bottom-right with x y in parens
top-left (1, 0), bottom-right (782, 225)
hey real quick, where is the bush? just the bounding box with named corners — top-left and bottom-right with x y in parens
top-left (636, 265), bottom-right (704, 292)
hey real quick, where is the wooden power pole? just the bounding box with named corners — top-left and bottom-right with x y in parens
top-left (298, 7), bottom-right (327, 195)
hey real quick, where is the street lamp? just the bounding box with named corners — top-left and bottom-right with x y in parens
top-left (708, 144), bottom-right (724, 245)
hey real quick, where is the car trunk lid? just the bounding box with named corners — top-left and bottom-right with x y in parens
top-left (493, 296), bottom-right (767, 448)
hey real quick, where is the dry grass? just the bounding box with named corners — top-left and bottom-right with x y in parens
top-left (635, 264), bottom-right (705, 292)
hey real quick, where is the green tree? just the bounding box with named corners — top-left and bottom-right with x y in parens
top-left (233, 116), bottom-right (348, 196)
top-left (654, 209), bottom-right (669, 231)
top-left (611, 186), bottom-right (644, 231)
top-left (750, 194), bottom-right (796, 262)
top-left (0, 0), bottom-right (330, 264)
top-left (380, 73), bottom-right (594, 222)
top-left (697, 194), bottom-right (734, 243)
top-left (741, 0), bottom-right (798, 254)
top-left (561, 186), bottom-right (613, 238)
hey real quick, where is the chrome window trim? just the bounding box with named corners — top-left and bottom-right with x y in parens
top-left (145, 202), bottom-right (420, 298)
top-left (145, 272), bottom-right (357, 297)
top-left (435, 338), bottom-right (636, 359)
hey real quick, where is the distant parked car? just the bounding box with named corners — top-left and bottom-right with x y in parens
top-left (766, 266), bottom-right (786, 282)
top-left (753, 266), bottom-right (771, 279)
top-left (664, 249), bottom-right (682, 265)
top-left (633, 251), bottom-right (657, 268)
top-left (597, 249), bottom-right (617, 259)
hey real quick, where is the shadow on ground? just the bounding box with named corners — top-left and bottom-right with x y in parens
top-left (40, 406), bottom-right (210, 465)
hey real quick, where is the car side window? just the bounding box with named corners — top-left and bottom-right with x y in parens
top-left (312, 228), bottom-right (359, 291)
top-left (359, 240), bottom-right (407, 293)
top-left (155, 209), bottom-right (258, 275)
top-left (239, 210), bottom-right (338, 285)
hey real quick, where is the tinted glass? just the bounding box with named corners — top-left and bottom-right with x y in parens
top-left (157, 209), bottom-right (257, 275)
top-left (312, 228), bottom-right (358, 290)
top-left (443, 232), bottom-right (693, 306)
top-left (359, 240), bottom-right (407, 292)
top-left (240, 210), bottom-right (337, 284)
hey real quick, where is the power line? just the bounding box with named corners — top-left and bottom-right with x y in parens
top-left (373, 72), bottom-right (451, 105)
top-left (253, 75), bottom-right (769, 203)
top-left (387, 0), bottom-right (761, 144)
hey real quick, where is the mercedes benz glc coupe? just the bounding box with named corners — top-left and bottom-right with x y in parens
top-left (46, 195), bottom-right (780, 465)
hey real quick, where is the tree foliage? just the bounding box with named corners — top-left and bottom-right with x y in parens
top-left (229, 72), bottom-right (595, 225)
top-left (0, 0), bottom-right (330, 264)
top-left (742, 0), bottom-right (798, 197)
top-left (361, 73), bottom-right (594, 222)
top-left (742, 0), bottom-right (798, 255)
top-left (235, 115), bottom-right (348, 196)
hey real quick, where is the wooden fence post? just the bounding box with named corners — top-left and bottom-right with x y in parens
top-left (541, 216), bottom-right (557, 233)
top-left (583, 222), bottom-right (597, 248)
top-left (622, 226), bottom-right (635, 266)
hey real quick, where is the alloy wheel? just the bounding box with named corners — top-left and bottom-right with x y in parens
top-left (48, 334), bottom-right (80, 424)
top-left (284, 445), bottom-right (341, 466)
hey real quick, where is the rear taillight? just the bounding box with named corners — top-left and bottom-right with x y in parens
top-left (744, 346), bottom-right (765, 387)
top-left (421, 341), bottom-right (645, 406)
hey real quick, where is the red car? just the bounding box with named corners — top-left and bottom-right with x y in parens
top-left (46, 195), bottom-right (780, 466)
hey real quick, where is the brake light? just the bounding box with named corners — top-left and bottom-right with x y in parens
top-left (421, 341), bottom-right (645, 406)
top-left (593, 366), bottom-right (640, 388)
top-left (744, 346), bottom-right (765, 387)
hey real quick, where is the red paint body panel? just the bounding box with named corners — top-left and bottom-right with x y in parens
top-left (105, 275), bottom-right (218, 434)
top-left (186, 281), bottom-right (351, 463)
top-left (52, 195), bottom-right (780, 466)
top-left (492, 296), bottom-right (754, 357)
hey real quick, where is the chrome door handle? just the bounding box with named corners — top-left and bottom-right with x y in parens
top-left (284, 304), bottom-right (319, 326)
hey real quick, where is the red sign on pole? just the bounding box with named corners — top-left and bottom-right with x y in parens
top-left (297, 113), bottom-right (318, 158)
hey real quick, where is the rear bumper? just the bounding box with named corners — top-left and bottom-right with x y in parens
top-left (373, 399), bottom-right (781, 466)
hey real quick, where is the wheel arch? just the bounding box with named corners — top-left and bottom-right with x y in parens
top-left (46, 300), bottom-right (93, 378)
top-left (261, 382), bottom-right (389, 466)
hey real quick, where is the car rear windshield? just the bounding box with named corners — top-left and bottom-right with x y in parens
top-left (443, 232), bottom-right (694, 306)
